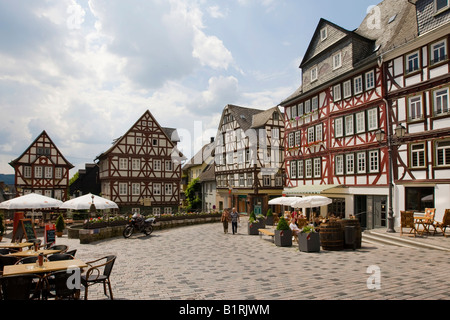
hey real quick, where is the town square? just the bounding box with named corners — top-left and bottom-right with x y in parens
top-left (0, 0), bottom-right (449, 311)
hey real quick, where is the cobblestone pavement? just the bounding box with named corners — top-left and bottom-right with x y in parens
top-left (41, 217), bottom-right (450, 302)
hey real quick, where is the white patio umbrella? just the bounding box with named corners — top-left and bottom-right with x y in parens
top-left (59, 193), bottom-right (118, 211)
top-left (0, 193), bottom-right (63, 210)
top-left (290, 195), bottom-right (332, 209)
top-left (268, 196), bottom-right (302, 206)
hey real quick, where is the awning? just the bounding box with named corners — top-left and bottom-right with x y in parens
top-left (283, 184), bottom-right (341, 196)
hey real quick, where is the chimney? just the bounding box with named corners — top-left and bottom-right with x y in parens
top-left (210, 137), bottom-right (215, 143)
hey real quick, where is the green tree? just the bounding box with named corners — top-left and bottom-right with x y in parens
top-left (185, 177), bottom-right (201, 211)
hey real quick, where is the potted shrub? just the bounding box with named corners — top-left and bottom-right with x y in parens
top-left (248, 211), bottom-right (260, 235)
top-left (265, 209), bottom-right (274, 226)
top-left (256, 214), bottom-right (266, 228)
top-left (55, 214), bottom-right (65, 237)
top-left (298, 225), bottom-right (320, 252)
top-left (274, 216), bottom-right (292, 247)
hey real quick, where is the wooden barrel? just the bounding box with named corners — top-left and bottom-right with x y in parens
top-left (338, 219), bottom-right (362, 249)
top-left (319, 221), bottom-right (344, 251)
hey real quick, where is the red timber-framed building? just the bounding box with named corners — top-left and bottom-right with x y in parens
top-left (281, 0), bottom-right (450, 229)
top-left (95, 110), bottom-right (183, 215)
top-left (9, 130), bottom-right (74, 201)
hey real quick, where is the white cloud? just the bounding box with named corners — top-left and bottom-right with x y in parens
top-left (207, 5), bottom-right (227, 19)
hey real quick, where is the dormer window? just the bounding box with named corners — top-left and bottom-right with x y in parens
top-left (435, 0), bottom-right (449, 13)
top-left (333, 52), bottom-right (342, 70)
top-left (311, 66), bottom-right (318, 82)
top-left (320, 27), bottom-right (327, 41)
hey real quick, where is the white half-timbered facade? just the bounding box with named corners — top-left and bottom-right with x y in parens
top-left (214, 105), bottom-right (285, 215)
top-left (96, 110), bottom-right (183, 215)
top-left (9, 130), bottom-right (74, 201)
top-left (383, 0), bottom-right (450, 223)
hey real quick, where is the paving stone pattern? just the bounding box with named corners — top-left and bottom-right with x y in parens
top-left (54, 218), bottom-right (449, 300)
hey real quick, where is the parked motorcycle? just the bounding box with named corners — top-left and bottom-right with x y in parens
top-left (123, 213), bottom-right (156, 238)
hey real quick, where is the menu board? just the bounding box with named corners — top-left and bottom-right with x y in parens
top-left (20, 219), bottom-right (37, 242)
top-left (45, 224), bottom-right (56, 246)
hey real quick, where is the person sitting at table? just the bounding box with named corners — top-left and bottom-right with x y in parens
top-left (289, 218), bottom-right (301, 236)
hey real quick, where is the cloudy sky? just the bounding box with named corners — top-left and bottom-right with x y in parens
top-left (0, 0), bottom-right (376, 175)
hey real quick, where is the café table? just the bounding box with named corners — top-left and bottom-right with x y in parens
top-left (414, 214), bottom-right (433, 236)
top-left (2, 259), bottom-right (88, 277)
top-left (0, 242), bottom-right (34, 252)
top-left (7, 249), bottom-right (61, 258)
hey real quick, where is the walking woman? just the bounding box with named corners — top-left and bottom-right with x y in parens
top-left (230, 207), bottom-right (240, 235)
top-left (221, 209), bottom-right (231, 234)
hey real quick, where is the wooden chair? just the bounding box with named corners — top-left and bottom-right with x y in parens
top-left (417, 208), bottom-right (436, 235)
top-left (400, 211), bottom-right (417, 237)
top-left (81, 255), bottom-right (116, 300)
top-left (433, 209), bottom-right (450, 237)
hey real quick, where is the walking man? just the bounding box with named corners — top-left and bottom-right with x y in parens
top-left (230, 207), bottom-right (240, 235)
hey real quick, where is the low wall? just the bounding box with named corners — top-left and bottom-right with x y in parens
top-left (68, 216), bottom-right (221, 244)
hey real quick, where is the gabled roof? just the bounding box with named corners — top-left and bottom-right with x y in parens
top-left (251, 106), bottom-right (283, 128)
top-left (225, 104), bottom-right (264, 132)
top-left (182, 139), bottom-right (216, 171)
top-left (9, 130), bottom-right (74, 168)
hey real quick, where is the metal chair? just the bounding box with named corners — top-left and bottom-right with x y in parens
top-left (42, 270), bottom-right (80, 300)
top-left (48, 245), bottom-right (68, 253)
top-left (0, 255), bottom-right (20, 273)
top-left (47, 254), bottom-right (74, 261)
top-left (81, 255), bottom-right (116, 300)
top-left (65, 249), bottom-right (77, 257)
top-left (0, 274), bottom-right (42, 300)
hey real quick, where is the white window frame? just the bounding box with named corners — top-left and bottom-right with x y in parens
top-left (368, 150), bottom-right (379, 173)
top-left (34, 166), bottom-right (43, 179)
top-left (356, 112), bottom-right (365, 134)
top-left (346, 154), bottom-right (355, 174)
top-left (343, 80), bottom-right (352, 99)
top-left (305, 159), bottom-right (312, 178)
top-left (312, 96), bottom-right (319, 111)
top-left (164, 184), bottom-right (173, 196)
top-left (406, 51), bottom-right (420, 74)
top-left (333, 84), bottom-right (341, 102)
top-left (313, 158), bottom-right (322, 178)
top-left (272, 128), bottom-right (280, 139)
top-left (430, 39), bottom-right (447, 65)
top-left (132, 159), bottom-right (140, 171)
top-left (357, 152), bottom-right (366, 174)
top-left (335, 155), bottom-right (344, 175)
top-left (354, 76), bottom-right (363, 95)
top-left (119, 158), bottom-right (128, 170)
top-left (298, 103), bottom-right (304, 116)
top-left (305, 100), bottom-right (311, 113)
top-left (295, 131), bottom-right (301, 147)
top-left (333, 52), bottom-right (342, 70)
top-left (263, 175), bottom-right (271, 187)
top-left (44, 167), bottom-right (53, 179)
top-left (315, 124), bottom-right (323, 142)
top-left (436, 140), bottom-right (450, 167)
top-left (153, 207), bottom-right (161, 215)
top-left (308, 127), bottom-right (315, 144)
top-left (132, 183), bottom-right (141, 196)
top-left (153, 159), bottom-right (161, 171)
top-left (164, 207), bottom-right (172, 214)
top-left (335, 118), bottom-right (343, 138)
top-left (365, 70), bottom-right (375, 90)
top-left (433, 87), bottom-right (449, 116)
top-left (24, 166), bottom-right (32, 178)
top-left (297, 160), bottom-right (304, 179)
top-left (55, 167), bottom-right (62, 179)
top-left (153, 183), bottom-right (161, 196)
top-left (136, 137), bottom-right (142, 145)
top-left (345, 115), bottom-right (354, 136)
top-left (435, 0), bottom-right (449, 13)
top-left (411, 143), bottom-right (426, 168)
top-left (311, 66), bottom-right (318, 82)
top-left (290, 161), bottom-right (297, 179)
top-left (367, 108), bottom-right (379, 131)
top-left (320, 27), bottom-right (328, 41)
top-left (119, 183), bottom-right (127, 196)
top-left (165, 160), bottom-right (173, 171)
top-left (408, 95), bottom-right (423, 121)
top-left (288, 133), bottom-right (295, 148)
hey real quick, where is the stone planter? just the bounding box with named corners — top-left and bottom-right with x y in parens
top-left (298, 232), bottom-right (320, 252)
top-left (274, 229), bottom-right (292, 247)
top-left (83, 222), bottom-right (108, 229)
top-left (265, 216), bottom-right (274, 226)
top-left (248, 222), bottom-right (260, 235)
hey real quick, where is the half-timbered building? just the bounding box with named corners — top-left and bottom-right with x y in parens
top-left (214, 104), bottom-right (285, 215)
top-left (281, 0), bottom-right (418, 229)
top-left (9, 130), bottom-right (74, 201)
top-left (96, 110), bottom-right (183, 215)
top-left (381, 0), bottom-right (450, 223)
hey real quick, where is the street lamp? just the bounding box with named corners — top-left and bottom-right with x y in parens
top-left (376, 124), bottom-right (406, 233)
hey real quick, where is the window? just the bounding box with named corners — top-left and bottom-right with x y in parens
top-left (165, 161), bottom-right (173, 171)
top-left (435, 0), bottom-right (449, 13)
top-left (276, 175), bottom-right (283, 187)
top-left (312, 96), bottom-right (319, 111)
top-left (305, 159), bottom-right (312, 178)
top-left (44, 167), bottom-right (53, 179)
top-left (406, 51), bottom-right (420, 74)
top-left (321, 27), bottom-right (327, 41)
top-left (153, 207), bottom-right (161, 215)
top-left (164, 207), bottom-right (172, 214)
top-left (295, 131), bottom-right (301, 147)
top-left (354, 76), bottom-right (363, 95)
top-left (357, 152), bottom-right (366, 173)
top-left (165, 184), bottom-right (173, 196)
top-left (345, 115), bottom-right (354, 136)
top-left (119, 183), bottom-right (127, 195)
top-left (153, 183), bottom-right (161, 195)
top-left (132, 159), bottom-right (140, 170)
top-left (311, 66), bottom-right (318, 82)
top-left (24, 166), bottom-right (32, 178)
top-left (335, 118), bottom-right (343, 138)
top-left (436, 140), bottom-right (450, 166)
top-left (136, 137), bottom-right (142, 145)
top-left (263, 175), bottom-right (271, 187)
top-left (239, 174), bottom-right (245, 186)
top-left (408, 95), bottom-right (423, 121)
top-left (343, 80), bottom-right (352, 98)
top-left (335, 155), bottom-right (344, 175)
top-left (308, 127), bottom-right (315, 144)
top-left (346, 154), bottom-right (355, 174)
top-left (356, 112), bottom-right (365, 134)
top-left (247, 174), bottom-right (253, 187)
top-left (132, 183), bottom-right (140, 195)
top-left (314, 158), bottom-right (321, 178)
top-left (333, 84), bottom-right (341, 102)
top-left (430, 40), bottom-right (447, 65)
top-left (411, 143), bottom-right (426, 168)
top-left (290, 161), bottom-right (297, 179)
top-left (298, 103), bottom-right (304, 116)
top-left (297, 160), bottom-right (304, 179)
top-left (433, 88), bottom-right (449, 116)
top-left (288, 133), bottom-right (294, 148)
top-left (152, 139), bottom-right (158, 146)
top-left (305, 100), bottom-right (311, 113)
top-left (333, 52), bottom-right (342, 70)
top-left (367, 108), bottom-right (379, 131)
top-left (119, 158), bottom-right (128, 170)
top-left (55, 168), bottom-right (62, 179)
top-left (369, 150), bottom-right (379, 173)
top-left (272, 128), bottom-right (280, 139)
top-left (315, 124), bottom-right (323, 142)
top-left (34, 166), bottom-right (43, 179)
top-left (365, 71), bottom-right (375, 90)
top-left (153, 160), bottom-right (161, 171)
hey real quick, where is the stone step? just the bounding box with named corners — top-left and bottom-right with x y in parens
top-left (362, 230), bottom-right (450, 252)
